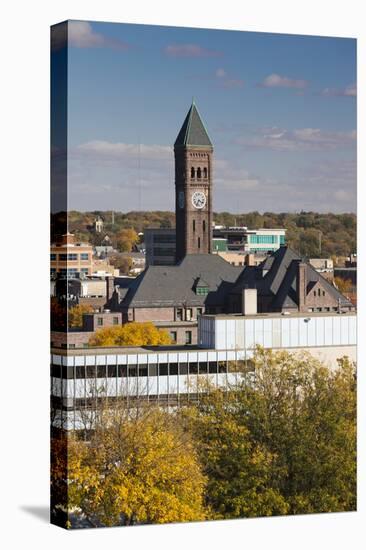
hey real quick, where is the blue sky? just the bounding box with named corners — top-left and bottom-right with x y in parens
top-left (65, 20), bottom-right (356, 213)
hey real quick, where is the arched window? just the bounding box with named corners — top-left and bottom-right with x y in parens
top-left (198, 237), bottom-right (201, 249)
top-left (191, 167), bottom-right (195, 179)
top-left (197, 167), bottom-right (201, 179)
top-left (203, 220), bottom-right (206, 232)
top-left (193, 220), bottom-right (196, 232)
top-left (203, 167), bottom-right (208, 179)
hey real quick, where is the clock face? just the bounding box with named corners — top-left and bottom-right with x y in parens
top-left (191, 191), bottom-right (206, 209)
top-left (178, 191), bottom-right (185, 209)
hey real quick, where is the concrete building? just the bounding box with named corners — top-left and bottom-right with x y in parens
top-left (51, 310), bottom-right (356, 431)
top-left (51, 233), bottom-right (93, 277)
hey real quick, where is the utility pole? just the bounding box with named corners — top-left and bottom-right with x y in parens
top-left (318, 230), bottom-right (322, 256)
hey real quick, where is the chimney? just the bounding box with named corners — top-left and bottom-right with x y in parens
top-left (297, 261), bottom-right (307, 312)
top-left (242, 288), bottom-right (257, 315)
top-left (244, 253), bottom-right (255, 267)
top-left (106, 276), bottom-right (115, 302)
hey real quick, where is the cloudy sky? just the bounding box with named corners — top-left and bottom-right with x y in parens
top-left (64, 20), bottom-right (356, 213)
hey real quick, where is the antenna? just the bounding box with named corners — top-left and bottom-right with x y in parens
top-left (138, 136), bottom-right (141, 211)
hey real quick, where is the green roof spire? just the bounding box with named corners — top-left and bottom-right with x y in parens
top-left (174, 101), bottom-right (213, 149)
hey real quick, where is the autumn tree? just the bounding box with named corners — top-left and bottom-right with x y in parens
top-left (89, 321), bottom-right (172, 347)
top-left (183, 348), bottom-right (356, 518)
top-left (116, 228), bottom-right (138, 253)
top-left (334, 277), bottom-right (353, 295)
top-left (65, 406), bottom-right (207, 527)
top-left (68, 304), bottom-right (94, 328)
top-left (109, 255), bottom-right (132, 275)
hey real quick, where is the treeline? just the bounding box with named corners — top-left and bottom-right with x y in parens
top-left (51, 348), bottom-right (356, 528)
top-left (65, 210), bottom-right (356, 258)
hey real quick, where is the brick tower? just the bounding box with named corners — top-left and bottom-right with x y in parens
top-left (174, 101), bottom-right (213, 263)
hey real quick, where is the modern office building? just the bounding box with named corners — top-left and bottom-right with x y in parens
top-left (51, 310), bottom-right (356, 431)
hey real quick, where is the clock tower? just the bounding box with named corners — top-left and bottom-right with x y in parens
top-left (174, 101), bottom-right (213, 263)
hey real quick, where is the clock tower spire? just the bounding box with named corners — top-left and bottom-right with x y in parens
top-left (174, 101), bottom-right (213, 263)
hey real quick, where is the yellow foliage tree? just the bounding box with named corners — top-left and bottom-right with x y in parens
top-left (334, 276), bottom-right (353, 295)
top-left (89, 321), bottom-right (172, 347)
top-left (116, 228), bottom-right (138, 253)
top-left (66, 407), bottom-right (207, 527)
top-left (68, 304), bottom-right (94, 328)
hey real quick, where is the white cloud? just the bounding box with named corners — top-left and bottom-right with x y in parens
top-left (259, 73), bottom-right (308, 89)
top-left (75, 140), bottom-right (172, 160)
top-left (237, 127), bottom-right (356, 152)
top-left (214, 67), bottom-right (244, 89)
top-left (164, 43), bottom-right (222, 57)
top-left (321, 83), bottom-right (357, 97)
top-left (52, 21), bottom-right (130, 51)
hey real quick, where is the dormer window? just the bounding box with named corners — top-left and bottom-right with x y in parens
top-left (194, 276), bottom-right (209, 296)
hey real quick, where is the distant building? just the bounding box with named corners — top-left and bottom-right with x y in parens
top-left (309, 258), bottom-right (334, 281)
top-left (94, 215), bottom-right (104, 233)
top-left (212, 226), bottom-right (286, 253)
top-left (145, 227), bottom-right (285, 266)
top-left (144, 228), bottom-right (176, 266)
top-left (51, 233), bottom-right (93, 277)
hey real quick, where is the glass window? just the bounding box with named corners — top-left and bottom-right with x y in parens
top-left (62, 366), bottom-right (74, 379)
top-left (97, 317), bottom-right (103, 326)
top-left (186, 308), bottom-right (192, 321)
top-left (179, 363), bottom-right (188, 375)
top-left (59, 254), bottom-right (67, 261)
top-left (80, 253), bottom-right (89, 260)
top-left (169, 364), bottom-right (178, 375)
top-left (76, 366), bottom-right (85, 379)
top-left (148, 364), bottom-right (157, 376)
top-left (113, 317), bottom-right (119, 325)
top-left (189, 362), bottom-right (198, 374)
top-left (159, 363), bottom-right (168, 376)
top-left (97, 365), bottom-right (106, 378)
top-left (138, 365), bottom-right (148, 377)
top-left (51, 364), bottom-right (61, 378)
top-left (170, 331), bottom-right (177, 343)
top-left (86, 365), bottom-right (96, 378)
top-left (107, 365), bottom-right (117, 377)
top-left (50, 253), bottom-right (56, 261)
top-left (128, 365), bottom-right (137, 377)
top-left (68, 254), bottom-right (78, 261)
top-left (198, 362), bottom-right (208, 374)
top-left (185, 331), bottom-right (192, 344)
top-left (118, 364), bottom-right (127, 378)
top-left (176, 309), bottom-right (183, 321)
top-left (208, 361), bottom-right (217, 373)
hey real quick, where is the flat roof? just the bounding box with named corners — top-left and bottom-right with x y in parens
top-left (51, 344), bottom-right (202, 356)
top-left (201, 311), bottom-right (356, 320)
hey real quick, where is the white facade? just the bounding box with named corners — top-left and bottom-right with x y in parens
top-left (198, 313), bottom-right (356, 352)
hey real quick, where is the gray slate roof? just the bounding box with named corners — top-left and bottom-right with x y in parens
top-left (231, 246), bottom-right (353, 309)
top-left (174, 102), bottom-right (213, 148)
top-left (117, 254), bottom-right (241, 308)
